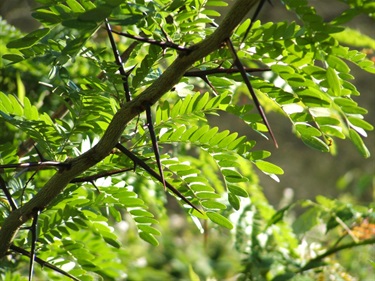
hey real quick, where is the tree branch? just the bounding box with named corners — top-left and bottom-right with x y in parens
top-left (0, 0), bottom-right (260, 258)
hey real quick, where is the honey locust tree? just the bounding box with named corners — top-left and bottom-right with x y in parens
top-left (0, 0), bottom-right (374, 280)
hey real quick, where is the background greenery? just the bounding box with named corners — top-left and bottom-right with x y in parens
top-left (0, 0), bottom-right (374, 280)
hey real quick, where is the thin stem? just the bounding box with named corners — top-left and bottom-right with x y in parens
top-left (10, 245), bottom-right (80, 281)
top-left (115, 143), bottom-right (200, 213)
top-left (105, 19), bottom-right (131, 102)
top-left (110, 29), bottom-right (191, 52)
top-left (0, 161), bottom-right (71, 170)
top-left (184, 67), bottom-right (270, 77)
top-left (0, 175), bottom-right (18, 210)
top-left (71, 167), bottom-right (133, 183)
top-left (299, 238), bottom-right (375, 272)
top-left (226, 38), bottom-right (278, 147)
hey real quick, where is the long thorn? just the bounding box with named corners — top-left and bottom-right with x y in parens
top-left (115, 143), bottom-right (201, 213)
top-left (226, 38), bottom-right (278, 148)
top-left (0, 175), bottom-right (18, 210)
top-left (145, 104), bottom-right (166, 190)
top-left (104, 19), bottom-right (131, 102)
top-left (28, 209), bottom-right (40, 281)
top-left (242, 0), bottom-right (269, 43)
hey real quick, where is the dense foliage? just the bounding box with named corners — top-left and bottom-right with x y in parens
top-left (0, 0), bottom-right (374, 280)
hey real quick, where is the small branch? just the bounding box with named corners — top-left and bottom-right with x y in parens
top-left (242, 0), bottom-right (270, 43)
top-left (110, 29), bottom-right (191, 53)
top-left (299, 238), bottom-right (375, 272)
top-left (0, 161), bottom-right (71, 170)
top-left (70, 167), bottom-right (133, 183)
top-left (28, 209), bottom-right (40, 281)
top-left (105, 19), bottom-right (132, 102)
top-left (115, 143), bottom-right (200, 213)
top-left (226, 38), bottom-right (278, 148)
top-left (9, 245), bottom-right (80, 281)
top-left (0, 175), bottom-right (18, 211)
top-left (184, 67), bottom-right (270, 77)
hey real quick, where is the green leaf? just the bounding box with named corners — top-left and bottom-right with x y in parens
top-left (66, 0), bottom-right (86, 13)
top-left (206, 211), bottom-right (233, 229)
top-left (103, 237), bottom-right (121, 248)
top-left (228, 193), bottom-right (240, 210)
top-left (326, 67), bottom-right (341, 96)
top-left (295, 123), bottom-right (321, 137)
top-left (130, 209), bottom-right (154, 217)
top-left (227, 184), bottom-right (248, 197)
top-left (301, 136), bottom-right (330, 152)
top-left (327, 55), bottom-right (350, 73)
top-left (78, 5), bottom-right (113, 21)
top-left (137, 225), bottom-right (161, 236)
top-left (32, 10), bottom-right (61, 25)
top-left (134, 217), bottom-right (159, 224)
top-left (7, 28), bottom-right (50, 49)
top-left (292, 207), bottom-right (321, 234)
top-left (2, 54), bottom-right (24, 63)
top-left (254, 160), bottom-right (284, 175)
top-left (201, 201), bottom-right (227, 210)
top-left (139, 232), bottom-right (159, 246)
top-left (267, 204), bottom-right (294, 227)
top-left (349, 129), bottom-right (370, 158)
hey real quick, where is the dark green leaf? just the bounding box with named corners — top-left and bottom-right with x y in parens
top-left (7, 28), bottom-right (50, 49)
top-left (2, 54), bottom-right (24, 63)
top-left (292, 207), bottom-right (321, 234)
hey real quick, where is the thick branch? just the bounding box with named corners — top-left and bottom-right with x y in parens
top-left (0, 0), bottom-right (260, 258)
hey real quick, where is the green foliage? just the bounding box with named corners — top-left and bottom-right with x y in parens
top-left (0, 0), bottom-right (374, 280)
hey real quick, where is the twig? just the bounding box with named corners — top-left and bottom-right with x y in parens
top-left (298, 238), bottom-right (375, 272)
top-left (0, 161), bottom-right (71, 170)
top-left (71, 167), bottom-right (133, 183)
top-left (184, 67), bottom-right (270, 77)
top-left (242, 0), bottom-right (271, 43)
top-left (115, 143), bottom-right (201, 213)
top-left (0, 175), bottom-right (18, 210)
top-left (28, 209), bottom-right (40, 281)
top-left (105, 19), bottom-right (132, 102)
top-left (9, 245), bottom-right (80, 281)
top-left (110, 29), bottom-right (191, 53)
top-left (226, 38), bottom-right (278, 148)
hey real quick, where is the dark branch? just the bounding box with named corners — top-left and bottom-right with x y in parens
top-left (226, 38), bottom-right (278, 148)
top-left (10, 245), bottom-right (80, 281)
top-left (145, 104), bottom-right (166, 190)
top-left (0, 175), bottom-right (18, 211)
top-left (71, 167), bottom-right (133, 183)
top-left (0, 161), bottom-right (71, 170)
top-left (28, 209), bottom-right (40, 281)
top-left (242, 0), bottom-right (271, 43)
top-left (105, 19), bottom-right (132, 102)
top-left (110, 29), bottom-right (191, 53)
top-left (115, 143), bottom-right (201, 213)
top-left (184, 67), bottom-right (270, 77)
